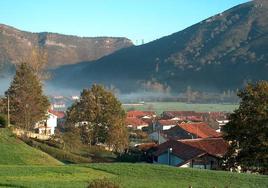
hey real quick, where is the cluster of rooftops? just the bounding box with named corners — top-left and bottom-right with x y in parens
top-left (126, 110), bottom-right (229, 169)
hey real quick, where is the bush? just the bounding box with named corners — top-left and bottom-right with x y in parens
top-left (88, 179), bottom-right (120, 188)
top-left (22, 138), bottom-right (92, 164)
top-left (0, 115), bottom-right (7, 127)
top-left (117, 148), bottom-right (146, 163)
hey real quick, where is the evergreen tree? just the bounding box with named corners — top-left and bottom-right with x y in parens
top-left (5, 63), bottom-right (50, 130)
top-left (66, 84), bottom-right (128, 152)
top-left (222, 81), bottom-right (268, 174)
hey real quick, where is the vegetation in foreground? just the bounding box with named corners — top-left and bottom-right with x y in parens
top-left (0, 128), bottom-right (61, 165)
top-left (0, 163), bottom-right (267, 188)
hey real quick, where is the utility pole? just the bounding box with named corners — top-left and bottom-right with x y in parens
top-left (7, 95), bottom-right (10, 127)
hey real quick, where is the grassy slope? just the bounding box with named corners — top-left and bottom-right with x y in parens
top-left (0, 128), bottom-right (267, 187)
top-left (0, 128), bottom-right (62, 165)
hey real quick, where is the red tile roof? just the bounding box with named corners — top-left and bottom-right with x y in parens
top-left (127, 110), bottom-right (156, 118)
top-left (48, 109), bottom-right (65, 119)
top-left (178, 123), bottom-right (221, 138)
top-left (125, 117), bottom-right (148, 127)
top-left (154, 140), bottom-right (206, 161)
top-left (180, 137), bottom-right (228, 157)
top-left (158, 120), bottom-right (178, 126)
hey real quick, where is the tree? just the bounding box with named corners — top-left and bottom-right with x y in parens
top-left (222, 81), bottom-right (268, 174)
top-left (66, 84), bottom-right (128, 152)
top-left (5, 63), bottom-right (50, 130)
top-left (19, 46), bottom-right (50, 81)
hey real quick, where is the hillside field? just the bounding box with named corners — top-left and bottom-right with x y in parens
top-left (0, 128), bottom-right (62, 165)
top-left (123, 102), bottom-right (238, 114)
top-left (0, 129), bottom-right (267, 188)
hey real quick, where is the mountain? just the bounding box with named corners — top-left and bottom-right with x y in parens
top-left (0, 24), bottom-right (133, 71)
top-left (52, 0), bottom-right (268, 94)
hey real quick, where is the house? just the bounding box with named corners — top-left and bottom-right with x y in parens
top-left (148, 131), bottom-right (167, 144)
top-left (35, 111), bottom-right (57, 135)
top-left (216, 119), bottom-right (229, 132)
top-left (161, 111), bottom-right (203, 122)
top-left (127, 110), bottom-right (156, 119)
top-left (163, 125), bottom-right (198, 140)
top-left (153, 138), bottom-right (228, 169)
top-left (48, 109), bottom-right (66, 131)
top-left (125, 117), bottom-right (149, 130)
top-left (154, 120), bottom-right (178, 131)
top-left (178, 122), bottom-right (221, 138)
top-left (180, 137), bottom-right (228, 158)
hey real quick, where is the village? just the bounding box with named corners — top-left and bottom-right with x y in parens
top-left (31, 105), bottom-right (230, 170)
top-left (0, 0), bottom-right (267, 187)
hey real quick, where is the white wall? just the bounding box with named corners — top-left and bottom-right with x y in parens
top-left (46, 113), bottom-right (57, 135)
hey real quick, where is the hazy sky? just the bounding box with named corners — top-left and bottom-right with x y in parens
top-left (1, 0), bottom-right (249, 44)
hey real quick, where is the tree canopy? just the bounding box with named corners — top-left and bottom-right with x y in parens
top-left (66, 84), bottom-right (128, 152)
top-left (222, 81), bottom-right (268, 174)
top-left (5, 63), bottom-right (50, 130)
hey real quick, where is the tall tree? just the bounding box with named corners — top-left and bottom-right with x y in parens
top-left (66, 84), bottom-right (128, 152)
top-left (5, 63), bottom-right (50, 130)
top-left (222, 81), bottom-right (268, 174)
top-left (22, 46), bottom-right (50, 81)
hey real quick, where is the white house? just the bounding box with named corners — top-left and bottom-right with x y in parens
top-left (35, 111), bottom-right (57, 135)
top-left (154, 120), bottom-right (177, 131)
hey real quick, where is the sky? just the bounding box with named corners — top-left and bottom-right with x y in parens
top-left (1, 0), bottom-right (249, 44)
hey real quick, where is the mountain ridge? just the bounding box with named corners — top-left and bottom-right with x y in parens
top-left (0, 23), bottom-right (133, 70)
top-left (51, 0), bottom-right (268, 93)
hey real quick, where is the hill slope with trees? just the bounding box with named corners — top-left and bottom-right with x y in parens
top-left (52, 0), bottom-right (268, 93)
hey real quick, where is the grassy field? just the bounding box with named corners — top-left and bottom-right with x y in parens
top-left (0, 128), bottom-right (267, 188)
top-left (0, 128), bottom-right (62, 165)
top-left (123, 102), bottom-right (238, 114)
top-left (0, 165), bottom-right (113, 188)
top-left (0, 163), bottom-right (267, 188)
top-left (88, 163), bottom-right (268, 188)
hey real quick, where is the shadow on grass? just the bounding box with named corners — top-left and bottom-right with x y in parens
top-left (0, 183), bottom-right (27, 188)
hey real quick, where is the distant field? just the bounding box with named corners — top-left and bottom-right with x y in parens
top-left (0, 163), bottom-right (267, 188)
top-left (123, 102), bottom-right (238, 114)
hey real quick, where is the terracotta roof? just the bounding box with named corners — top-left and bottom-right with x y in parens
top-left (158, 120), bottom-right (178, 126)
top-left (179, 123), bottom-right (221, 138)
top-left (154, 140), bottom-right (206, 161)
top-left (180, 137), bottom-right (228, 157)
top-left (125, 117), bottom-right (148, 127)
top-left (127, 110), bottom-right (156, 118)
top-left (48, 109), bottom-right (65, 119)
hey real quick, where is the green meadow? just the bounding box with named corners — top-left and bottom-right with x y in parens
top-left (0, 163), bottom-right (267, 188)
top-left (0, 128), bottom-right (267, 188)
top-left (123, 102), bottom-right (238, 114)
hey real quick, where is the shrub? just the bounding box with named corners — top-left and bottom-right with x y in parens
top-left (22, 138), bottom-right (91, 164)
top-left (0, 115), bottom-right (7, 127)
top-left (88, 179), bottom-right (120, 188)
